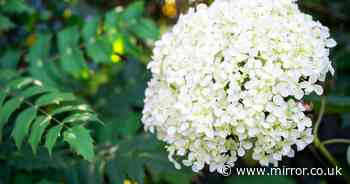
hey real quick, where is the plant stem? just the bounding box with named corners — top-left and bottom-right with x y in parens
top-left (313, 97), bottom-right (350, 184)
top-left (312, 97), bottom-right (339, 166)
top-left (322, 139), bottom-right (350, 146)
top-left (312, 97), bottom-right (326, 138)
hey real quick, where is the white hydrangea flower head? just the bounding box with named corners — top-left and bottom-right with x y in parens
top-left (142, 0), bottom-right (336, 173)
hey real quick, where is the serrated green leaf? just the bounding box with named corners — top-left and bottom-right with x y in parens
top-left (11, 107), bottom-right (37, 149)
top-left (7, 77), bottom-right (33, 90)
top-left (0, 97), bottom-right (23, 138)
top-left (19, 86), bottom-right (56, 98)
top-left (62, 113), bottom-right (99, 124)
top-left (58, 26), bottom-right (87, 75)
top-left (50, 105), bottom-right (93, 116)
top-left (35, 92), bottom-right (76, 106)
top-left (28, 116), bottom-right (50, 154)
top-left (0, 14), bottom-right (14, 31)
top-left (44, 124), bottom-right (63, 155)
top-left (63, 126), bottom-right (94, 161)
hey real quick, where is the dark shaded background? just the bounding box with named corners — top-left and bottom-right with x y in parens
top-left (0, 0), bottom-right (350, 184)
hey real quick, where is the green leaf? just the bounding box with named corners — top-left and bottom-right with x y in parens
top-left (129, 18), bottom-right (160, 41)
top-left (128, 158), bottom-right (145, 184)
top-left (1, 0), bottom-right (31, 13)
top-left (122, 1), bottom-right (144, 20)
top-left (62, 113), bottom-right (100, 124)
top-left (0, 49), bottom-right (21, 69)
top-left (106, 159), bottom-right (125, 184)
top-left (123, 35), bottom-right (143, 58)
top-left (82, 16), bottom-right (99, 39)
top-left (28, 116), bottom-right (50, 154)
top-left (63, 126), bottom-right (94, 161)
top-left (0, 14), bottom-right (14, 31)
top-left (7, 77), bottom-right (33, 90)
top-left (58, 26), bottom-right (87, 75)
top-left (106, 134), bottom-right (171, 184)
top-left (0, 69), bottom-right (20, 85)
top-left (0, 97), bottom-right (23, 137)
top-left (57, 26), bottom-right (80, 51)
top-left (19, 86), bottom-right (56, 98)
top-left (63, 166), bottom-right (80, 184)
top-left (27, 34), bottom-right (58, 87)
top-left (82, 16), bottom-right (111, 63)
top-left (50, 105), bottom-right (93, 116)
top-left (85, 37), bottom-right (111, 63)
top-left (0, 91), bottom-right (7, 106)
top-left (27, 34), bottom-right (51, 63)
top-left (44, 124), bottom-right (63, 155)
top-left (35, 92), bottom-right (76, 106)
top-left (11, 107), bottom-right (37, 149)
top-left (116, 111), bottom-right (141, 136)
top-left (83, 17), bottom-right (112, 63)
top-left (104, 11), bottom-right (121, 32)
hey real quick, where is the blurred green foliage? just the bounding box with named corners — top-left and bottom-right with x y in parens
top-left (0, 0), bottom-right (350, 184)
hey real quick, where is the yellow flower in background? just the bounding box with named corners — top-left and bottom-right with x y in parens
top-left (113, 38), bottom-right (124, 54)
top-left (111, 38), bottom-right (124, 63)
top-left (111, 54), bottom-right (121, 63)
top-left (162, 0), bottom-right (177, 18)
top-left (80, 68), bottom-right (90, 79)
top-left (63, 8), bottom-right (72, 19)
top-left (123, 180), bottom-right (132, 184)
top-left (123, 179), bottom-right (138, 184)
top-left (25, 33), bottom-right (37, 47)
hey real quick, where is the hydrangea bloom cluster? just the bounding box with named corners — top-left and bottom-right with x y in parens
top-left (142, 0), bottom-right (336, 173)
